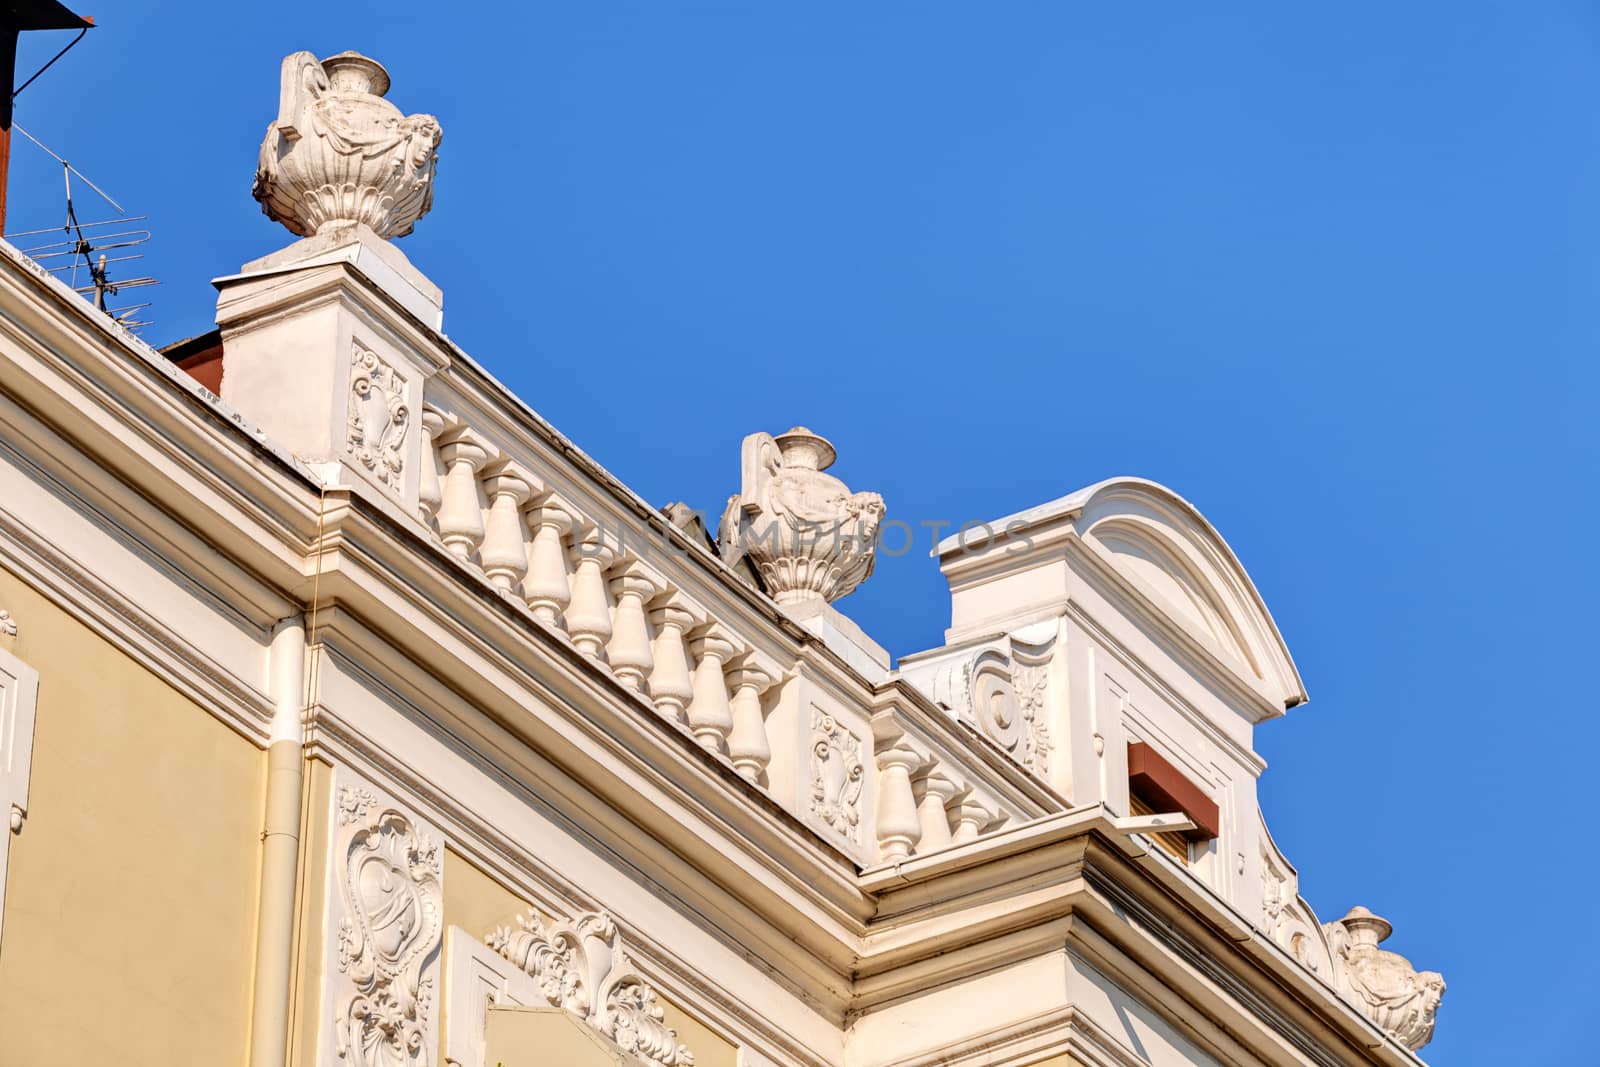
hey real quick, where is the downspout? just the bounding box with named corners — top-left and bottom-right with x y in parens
top-left (250, 614), bottom-right (307, 1067)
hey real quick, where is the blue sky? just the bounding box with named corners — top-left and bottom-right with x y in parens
top-left (8, 3), bottom-right (1597, 1061)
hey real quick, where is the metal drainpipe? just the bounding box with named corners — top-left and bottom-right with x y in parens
top-left (250, 615), bottom-right (307, 1067)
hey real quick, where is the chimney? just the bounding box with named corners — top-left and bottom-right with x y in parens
top-left (0, 2), bottom-right (94, 233)
top-left (212, 50), bottom-right (446, 513)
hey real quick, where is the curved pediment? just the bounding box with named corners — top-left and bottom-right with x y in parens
top-left (1071, 478), bottom-right (1307, 712)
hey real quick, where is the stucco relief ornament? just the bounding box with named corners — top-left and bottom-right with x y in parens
top-left (347, 343), bottom-right (409, 490)
top-left (0, 610), bottom-right (14, 637)
top-left (809, 708), bottom-right (864, 841)
top-left (1323, 907), bottom-right (1445, 1051)
top-left (487, 910), bottom-right (695, 1065)
top-left (334, 786), bottom-right (443, 1067)
top-left (254, 51), bottom-right (442, 239)
top-left (718, 428), bottom-right (885, 605)
top-left (928, 648), bottom-right (1052, 775)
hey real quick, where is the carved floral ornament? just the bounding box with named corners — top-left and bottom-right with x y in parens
top-left (717, 428), bottom-right (885, 605)
top-left (928, 644), bottom-right (1052, 776)
top-left (334, 786), bottom-right (444, 1067)
top-left (487, 910), bottom-right (695, 1066)
top-left (809, 707), bottom-right (865, 842)
top-left (1258, 840), bottom-right (1330, 979)
top-left (254, 50), bottom-right (442, 239)
top-left (347, 343), bottom-right (410, 491)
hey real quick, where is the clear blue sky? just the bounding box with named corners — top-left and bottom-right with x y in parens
top-left (8, 4), bottom-right (1596, 1062)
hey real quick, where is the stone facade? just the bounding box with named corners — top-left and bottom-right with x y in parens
top-left (0, 47), bottom-right (1442, 1067)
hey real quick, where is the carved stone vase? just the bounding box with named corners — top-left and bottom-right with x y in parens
top-left (254, 51), bottom-right (442, 239)
top-left (1323, 906), bottom-right (1445, 1051)
top-left (718, 427), bottom-right (885, 606)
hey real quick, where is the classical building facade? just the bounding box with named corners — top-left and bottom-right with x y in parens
top-left (0, 50), bottom-right (1443, 1067)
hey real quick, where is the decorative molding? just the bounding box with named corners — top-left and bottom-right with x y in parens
top-left (1323, 907), bottom-right (1444, 1051)
top-left (808, 707), bottom-right (864, 843)
top-left (347, 343), bottom-right (410, 492)
top-left (717, 427), bottom-right (884, 606)
top-left (254, 51), bottom-right (442, 239)
top-left (913, 640), bottom-right (1053, 777)
top-left (325, 776), bottom-right (445, 1067)
top-left (0, 609), bottom-right (14, 637)
top-left (487, 910), bottom-right (696, 1066)
top-left (1257, 820), bottom-right (1331, 979)
top-left (1010, 653), bottom-right (1052, 776)
top-left (0, 646), bottom-right (39, 949)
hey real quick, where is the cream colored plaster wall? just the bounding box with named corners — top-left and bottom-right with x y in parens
top-left (292, 757), bottom-right (333, 1067)
top-left (0, 566), bottom-right (265, 1065)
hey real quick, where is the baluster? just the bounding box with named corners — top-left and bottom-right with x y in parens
top-left (607, 563), bottom-right (656, 693)
top-left (565, 530), bottom-right (615, 659)
top-left (686, 624), bottom-right (737, 754)
top-left (951, 792), bottom-right (1000, 843)
top-left (726, 662), bottom-right (774, 783)
top-left (418, 407), bottom-right (446, 525)
top-left (435, 432), bottom-right (489, 561)
top-left (481, 466), bottom-right (535, 592)
top-left (524, 498), bottom-right (574, 627)
top-left (913, 769), bottom-right (959, 852)
top-left (646, 597), bottom-right (696, 723)
top-left (875, 745), bottom-right (924, 862)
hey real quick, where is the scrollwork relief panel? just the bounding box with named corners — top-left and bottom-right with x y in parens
top-left (347, 343), bottom-right (410, 493)
top-left (808, 707), bottom-right (864, 844)
top-left (322, 772), bottom-right (444, 1067)
top-left (486, 911), bottom-right (695, 1066)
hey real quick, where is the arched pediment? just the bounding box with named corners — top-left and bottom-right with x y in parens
top-left (1070, 478), bottom-right (1307, 712)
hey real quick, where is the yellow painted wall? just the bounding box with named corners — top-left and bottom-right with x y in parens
top-left (0, 567), bottom-right (265, 1064)
top-left (445, 846), bottom-right (535, 940)
top-left (487, 1007), bottom-right (629, 1065)
top-left (658, 993), bottom-right (738, 1067)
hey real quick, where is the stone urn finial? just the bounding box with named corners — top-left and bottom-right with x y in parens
top-left (1323, 907), bottom-right (1445, 1051)
top-left (718, 427), bottom-right (885, 606)
top-left (253, 50), bottom-right (442, 240)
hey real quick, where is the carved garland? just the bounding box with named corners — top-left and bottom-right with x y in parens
top-left (347, 343), bottom-right (410, 492)
top-left (334, 785), bottom-right (443, 1067)
top-left (1011, 658), bottom-right (1053, 775)
top-left (487, 910), bottom-right (695, 1066)
top-left (809, 708), bottom-right (864, 842)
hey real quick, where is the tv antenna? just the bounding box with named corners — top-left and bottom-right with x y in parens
top-left (4, 123), bottom-right (157, 331)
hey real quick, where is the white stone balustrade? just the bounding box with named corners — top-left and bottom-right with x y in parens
top-left (687, 624), bottom-right (738, 754)
top-left (418, 406), bottom-right (447, 525)
top-left (480, 464), bottom-right (537, 592)
top-left (913, 769), bottom-right (960, 852)
top-left (726, 662), bottom-right (775, 783)
top-left (435, 431), bottom-right (489, 561)
top-left (407, 404), bottom-right (1041, 870)
top-left (566, 531), bottom-right (616, 660)
top-left (952, 792), bottom-right (1001, 844)
top-left (646, 597), bottom-right (696, 724)
top-left (523, 497), bottom-right (574, 627)
top-left (606, 562), bottom-right (657, 693)
top-left (875, 745), bottom-right (925, 862)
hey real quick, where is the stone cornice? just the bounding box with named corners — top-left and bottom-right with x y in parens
top-left (0, 243), bottom-right (1414, 1065)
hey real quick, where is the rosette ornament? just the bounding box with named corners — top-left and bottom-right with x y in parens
top-left (254, 51), bottom-right (442, 240)
top-left (718, 427), bottom-right (885, 605)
